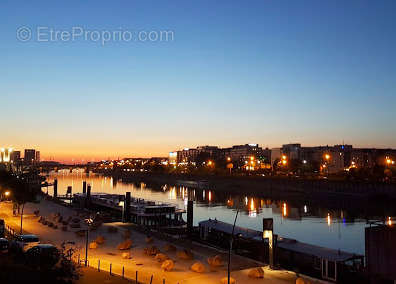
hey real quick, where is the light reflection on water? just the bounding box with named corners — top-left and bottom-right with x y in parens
top-left (44, 169), bottom-right (383, 255)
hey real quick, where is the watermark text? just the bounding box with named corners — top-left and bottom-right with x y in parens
top-left (17, 26), bottom-right (174, 45)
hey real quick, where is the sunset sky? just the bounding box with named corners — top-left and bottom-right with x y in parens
top-left (1, 0), bottom-right (396, 163)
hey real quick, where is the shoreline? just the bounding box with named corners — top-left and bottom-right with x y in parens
top-left (0, 197), bottom-right (307, 284)
top-left (106, 171), bottom-right (396, 200)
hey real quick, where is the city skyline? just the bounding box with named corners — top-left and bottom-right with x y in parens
top-left (4, 140), bottom-right (396, 163)
top-left (1, 0), bottom-right (396, 162)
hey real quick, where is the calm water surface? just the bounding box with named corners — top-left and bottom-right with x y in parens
top-left (44, 170), bottom-right (392, 256)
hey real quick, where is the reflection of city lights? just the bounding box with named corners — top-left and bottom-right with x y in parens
top-left (250, 198), bottom-right (255, 211)
top-left (327, 213), bottom-right (331, 226)
top-left (388, 217), bottom-right (392, 226)
top-left (282, 203), bottom-right (287, 217)
top-left (208, 191), bottom-right (212, 202)
top-left (304, 205), bottom-right (307, 213)
top-left (168, 187), bottom-right (176, 200)
top-left (203, 190), bottom-right (205, 200)
top-left (245, 196), bottom-right (248, 206)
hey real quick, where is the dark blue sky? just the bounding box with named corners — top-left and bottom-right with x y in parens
top-left (1, 0), bottom-right (395, 161)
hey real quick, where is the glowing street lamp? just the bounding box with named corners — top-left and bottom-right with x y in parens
top-left (280, 155), bottom-right (287, 166)
top-left (323, 154), bottom-right (331, 175)
top-left (386, 156), bottom-right (394, 166)
top-left (5, 191), bottom-right (10, 197)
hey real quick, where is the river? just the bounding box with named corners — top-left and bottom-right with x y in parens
top-left (43, 169), bottom-right (395, 256)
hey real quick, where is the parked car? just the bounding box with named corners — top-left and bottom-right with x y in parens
top-left (25, 244), bottom-right (60, 267)
top-left (0, 238), bottom-right (9, 254)
top-left (14, 234), bottom-right (40, 252)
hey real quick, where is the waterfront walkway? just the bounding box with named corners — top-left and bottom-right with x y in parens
top-left (0, 198), bottom-right (325, 284)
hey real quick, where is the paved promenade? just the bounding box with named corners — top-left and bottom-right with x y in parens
top-left (0, 198), bottom-right (325, 284)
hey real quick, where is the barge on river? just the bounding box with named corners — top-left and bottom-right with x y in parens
top-left (198, 219), bottom-right (365, 283)
top-left (73, 193), bottom-right (186, 227)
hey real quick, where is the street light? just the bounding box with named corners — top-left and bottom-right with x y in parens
top-left (324, 154), bottom-right (331, 176)
top-left (281, 155), bottom-right (287, 166)
top-left (84, 217), bottom-right (94, 267)
top-left (227, 209), bottom-right (239, 284)
top-left (4, 191), bottom-right (10, 197)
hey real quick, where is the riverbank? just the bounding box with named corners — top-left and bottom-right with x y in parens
top-left (0, 197), bottom-right (320, 284)
top-left (108, 172), bottom-right (396, 200)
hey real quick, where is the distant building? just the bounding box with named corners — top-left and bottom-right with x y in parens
top-left (228, 144), bottom-right (262, 162)
top-left (24, 149), bottom-right (36, 165)
top-left (0, 148), bottom-right (13, 163)
top-left (35, 151), bottom-right (40, 162)
top-left (270, 148), bottom-right (282, 167)
top-left (351, 148), bottom-right (396, 169)
top-left (10, 150), bottom-right (21, 163)
top-left (169, 143), bottom-right (396, 173)
top-left (174, 146), bottom-right (220, 164)
top-left (177, 148), bottom-right (199, 164)
top-left (282, 144), bottom-right (302, 160)
top-left (168, 152), bottom-right (177, 165)
top-left (299, 145), bottom-right (352, 173)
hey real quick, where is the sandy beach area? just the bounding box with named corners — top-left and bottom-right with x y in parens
top-left (0, 196), bottom-right (323, 284)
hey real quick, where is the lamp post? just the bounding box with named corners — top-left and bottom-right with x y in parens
top-left (386, 156), bottom-right (394, 166)
top-left (227, 209), bottom-right (239, 284)
top-left (84, 217), bottom-right (94, 266)
top-left (226, 157), bottom-right (233, 175)
top-left (324, 153), bottom-right (331, 176)
top-left (20, 203), bottom-right (24, 234)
